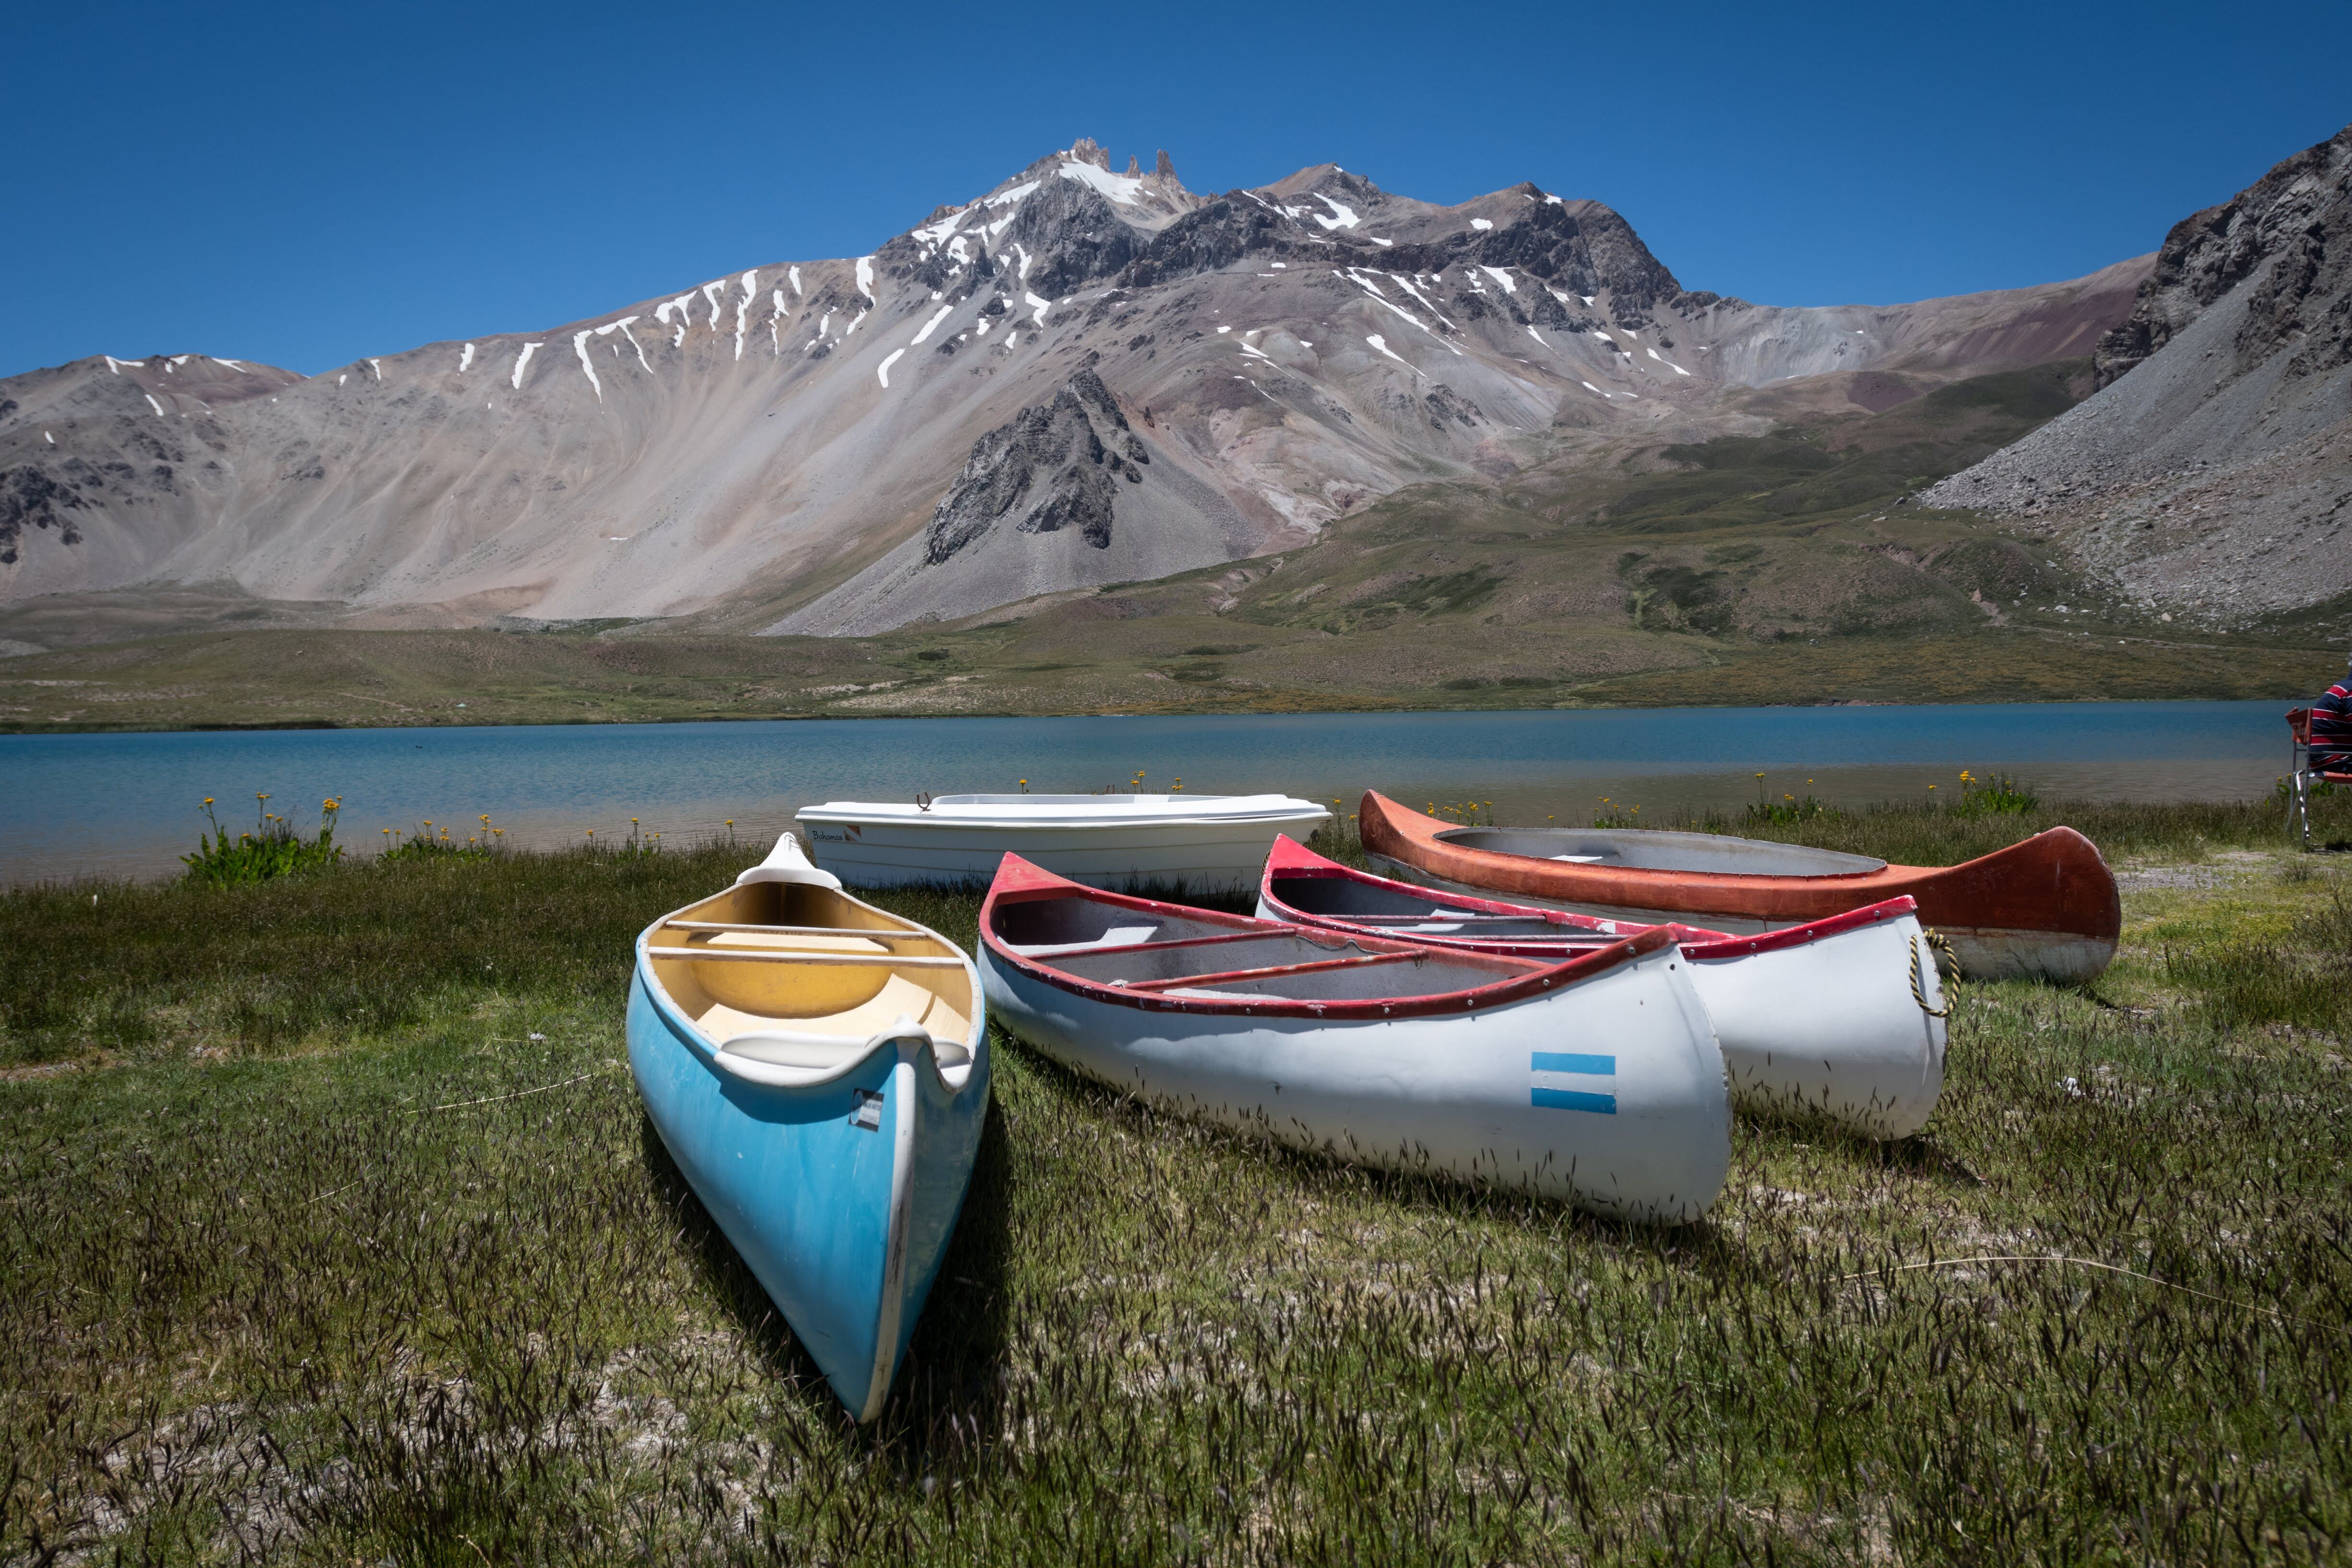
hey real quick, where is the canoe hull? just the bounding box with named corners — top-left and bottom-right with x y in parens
top-left (627, 964), bottom-right (989, 1421)
top-left (979, 938), bottom-right (1730, 1224)
top-left (1360, 791), bottom-right (2119, 984)
top-left (1685, 914), bottom-right (1944, 1137)
top-left (1264, 840), bottom-right (1945, 1138)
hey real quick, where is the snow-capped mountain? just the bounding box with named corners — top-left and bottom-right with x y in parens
top-left (0, 139), bottom-right (2146, 633)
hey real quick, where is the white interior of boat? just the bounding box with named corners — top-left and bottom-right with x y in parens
top-left (1437, 826), bottom-right (1887, 876)
top-left (934, 793), bottom-right (1234, 806)
top-left (1269, 874), bottom-right (1613, 944)
top-left (800, 792), bottom-right (1328, 824)
top-left (994, 897), bottom-right (1241, 953)
top-left (647, 877), bottom-right (975, 1087)
top-left (1001, 894), bottom-right (1519, 1000)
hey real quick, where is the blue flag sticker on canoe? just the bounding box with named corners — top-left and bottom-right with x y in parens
top-left (1530, 1051), bottom-right (1617, 1114)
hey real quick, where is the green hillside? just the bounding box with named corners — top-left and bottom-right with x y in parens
top-left (1, 361), bottom-right (2339, 731)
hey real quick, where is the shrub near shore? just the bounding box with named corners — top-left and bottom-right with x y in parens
top-left (1, 801), bottom-right (2348, 1562)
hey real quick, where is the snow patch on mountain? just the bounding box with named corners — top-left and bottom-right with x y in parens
top-left (1061, 161), bottom-right (1142, 205)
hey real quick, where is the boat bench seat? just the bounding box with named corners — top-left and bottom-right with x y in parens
top-left (1007, 924), bottom-right (1164, 958)
top-left (698, 974), bottom-right (972, 1056)
top-left (718, 1026), bottom-right (975, 1075)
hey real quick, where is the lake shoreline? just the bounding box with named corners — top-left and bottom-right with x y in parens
top-left (0, 621), bottom-right (2336, 734)
top-left (2, 700), bottom-right (2314, 887)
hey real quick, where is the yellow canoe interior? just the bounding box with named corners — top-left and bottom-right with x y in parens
top-left (648, 881), bottom-right (974, 1050)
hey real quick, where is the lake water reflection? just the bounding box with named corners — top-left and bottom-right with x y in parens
top-left (0, 700), bottom-right (2300, 885)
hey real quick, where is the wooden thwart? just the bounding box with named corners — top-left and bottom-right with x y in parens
top-left (645, 946), bottom-right (966, 968)
top-left (663, 920), bottom-right (934, 942)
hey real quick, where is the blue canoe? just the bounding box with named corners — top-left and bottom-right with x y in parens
top-left (627, 834), bottom-right (990, 1421)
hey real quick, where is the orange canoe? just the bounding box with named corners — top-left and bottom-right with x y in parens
top-left (1358, 790), bottom-right (2120, 983)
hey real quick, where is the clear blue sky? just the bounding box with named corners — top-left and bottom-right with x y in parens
top-left (6, 0), bottom-right (2346, 378)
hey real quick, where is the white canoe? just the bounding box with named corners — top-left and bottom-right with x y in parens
top-left (798, 792), bottom-right (1332, 891)
top-left (1257, 835), bottom-right (1947, 1138)
top-left (979, 853), bottom-right (1730, 1223)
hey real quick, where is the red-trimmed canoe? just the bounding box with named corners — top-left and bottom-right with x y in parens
top-left (978, 854), bottom-right (1730, 1223)
top-left (1257, 835), bottom-right (1946, 1137)
top-left (1358, 790), bottom-right (2120, 984)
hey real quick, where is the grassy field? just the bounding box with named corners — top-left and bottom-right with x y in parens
top-left (0, 583), bottom-right (2329, 734)
top-left (4, 800), bottom-right (2350, 1563)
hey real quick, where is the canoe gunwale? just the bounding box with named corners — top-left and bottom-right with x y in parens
top-left (1260, 836), bottom-right (1924, 962)
top-left (982, 853), bottom-right (1676, 1020)
top-left (646, 946), bottom-right (970, 968)
top-left (1264, 834), bottom-right (1728, 937)
top-left (1679, 898), bottom-right (1920, 960)
top-left (661, 920), bottom-right (948, 942)
top-left (1433, 822), bottom-right (1889, 880)
top-left (1358, 790), bottom-right (2121, 951)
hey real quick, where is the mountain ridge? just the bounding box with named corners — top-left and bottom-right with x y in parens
top-left (0, 141), bottom-right (2150, 637)
top-left (1922, 123), bottom-right (2352, 633)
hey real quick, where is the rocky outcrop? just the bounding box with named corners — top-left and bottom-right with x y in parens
top-left (998, 178), bottom-right (1146, 302)
top-left (1118, 197), bottom-right (1295, 289)
top-left (924, 370), bottom-right (1146, 562)
top-left (1923, 123), bottom-right (2352, 627)
top-left (0, 466), bottom-right (87, 562)
top-left (2095, 125), bottom-right (2352, 389)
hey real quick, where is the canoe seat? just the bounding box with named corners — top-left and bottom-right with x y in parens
top-left (720, 1023), bottom-right (974, 1073)
top-left (698, 973), bottom-right (972, 1053)
top-left (702, 930), bottom-right (893, 955)
top-left (1008, 924), bottom-right (1164, 958)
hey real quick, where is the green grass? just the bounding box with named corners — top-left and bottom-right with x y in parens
top-left (3, 807), bottom-right (2349, 1562)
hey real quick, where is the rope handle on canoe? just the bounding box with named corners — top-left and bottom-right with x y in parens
top-left (1911, 932), bottom-right (1956, 1018)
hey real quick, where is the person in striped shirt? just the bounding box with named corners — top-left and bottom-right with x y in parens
top-left (2314, 655), bottom-right (2352, 777)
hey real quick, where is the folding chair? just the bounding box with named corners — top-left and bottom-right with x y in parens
top-left (2286, 706), bottom-right (2352, 849)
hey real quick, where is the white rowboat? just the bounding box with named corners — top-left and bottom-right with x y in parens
top-left (979, 854), bottom-right (1730, 1223)
top-left (798, 792), bottom-right (1332, 891)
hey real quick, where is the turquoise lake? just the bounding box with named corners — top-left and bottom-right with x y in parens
top-left (0, 700), bottom-right (2302, 885)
